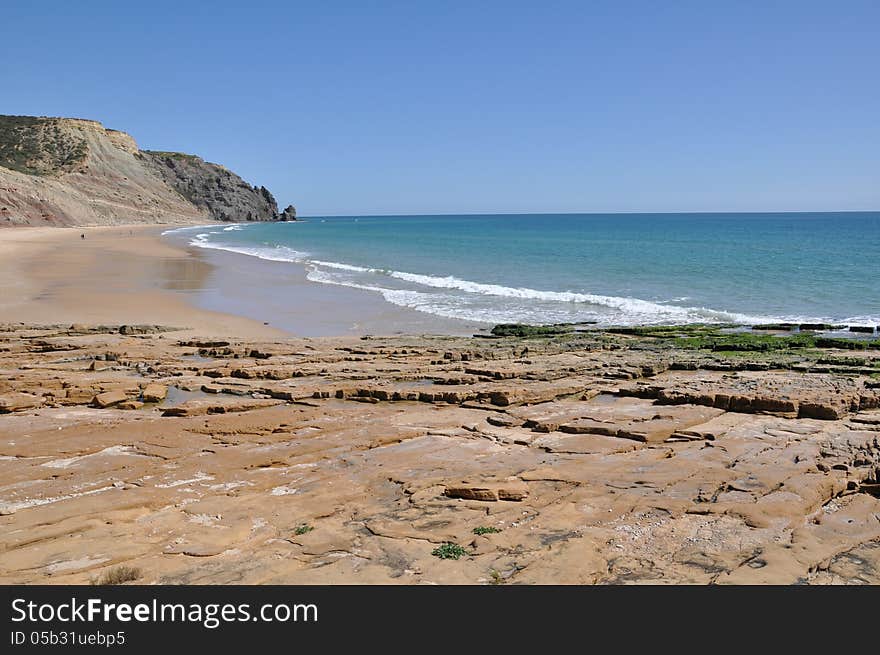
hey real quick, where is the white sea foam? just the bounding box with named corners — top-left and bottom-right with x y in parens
top-left (311, 260), bottom-right (372, 273)
top-left (305, 267), bottom-right (487, 320)
top-left (176, 231), bottom-right (880, 328)
top-left (305, 266), bottom-right (786, 325)
top-left (160, 224), bottom-right (217, 236)
top-left (314, 259), bottom-right (709, 316)
top-left (308, 260), bottom-right (784, 325)
top-left (188, 233), bottom-right (309, 262)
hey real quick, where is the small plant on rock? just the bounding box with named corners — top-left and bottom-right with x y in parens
top-left (473, 526), bottom-right (502, 536)
top-left (91, 565), bottom-right (141, 585)
top-left (431, 543), bottom-right (468, 560)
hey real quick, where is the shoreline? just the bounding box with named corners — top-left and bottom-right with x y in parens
top-left (0, 222), bottom-right (488, 338)
top-left (171, 232), bottom-right (489, 337)
top-left (2, 223), bottom-right (877, 339)
top-left (0, 224), bottom-right (286, 339)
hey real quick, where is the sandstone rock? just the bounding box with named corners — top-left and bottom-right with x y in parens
top-left (142, 383), bottom-right (168, 403)
top-left (514, 536), bottom-right (605, 584)
top-left (0, 393), bottom-right (42, 413)
top-left (3, 323), bottom-right (880, 585)
top-left (160, 398), bottom-right (283, 417)
top-left (444, 480), bottom-right (528, 502)
top-left (92, 390), bottom-right (129, 408)
top-left (287, 529), bottom-right (352, 557)
top-left (163, 543), bottom-right (226, 557)
top-left (61, 386), bottom-right (99, 404)
top-left (558, 418), bottom-right (619, 436)
top-left (532, 433), bottom-right (639, 454)
top-left (470, 535), bottom-right (496, 555)
top-left (799, 402), bottom-right (847, 420)
top-left (486, 414), bottom-right (519, 427)
top-left (669, 412), bottom-right (752, 441)
top-left (119, 324), bottom-right (169, 335)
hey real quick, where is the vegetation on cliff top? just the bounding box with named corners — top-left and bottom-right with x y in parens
top-left (142, 150), bottom-right (202, 162)
top-left (0, 115), bottom-right (88, 176)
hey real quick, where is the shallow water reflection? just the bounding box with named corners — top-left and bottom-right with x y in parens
top-left (157, 256), bottom-right (211, 291)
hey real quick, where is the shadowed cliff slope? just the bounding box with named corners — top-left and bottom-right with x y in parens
top-left (139, 151), bottom-right (279, 224)
top-left (0, 115), bottom-right (293, 227)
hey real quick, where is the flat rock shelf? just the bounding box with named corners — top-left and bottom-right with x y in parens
top-left (0, 323), bottom-right (879, 584)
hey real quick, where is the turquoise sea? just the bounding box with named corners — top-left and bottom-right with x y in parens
top-left (166, 212), bottom-right (880, 327)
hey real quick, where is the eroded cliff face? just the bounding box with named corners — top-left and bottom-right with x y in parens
top-left (0, 115), bottom-right (292, 227)
top-left (139, 151), bottom-right (279, 223)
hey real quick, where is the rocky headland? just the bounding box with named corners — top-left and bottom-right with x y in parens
top-left (1, 323), bottom-right (878, 584)
top-left (0, 115), bottom-right (294, 227)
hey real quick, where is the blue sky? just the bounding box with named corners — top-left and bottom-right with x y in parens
top-left (2, 1), bottom-right (878, 215)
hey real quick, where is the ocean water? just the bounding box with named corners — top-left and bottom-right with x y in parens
top-left (166, 212), bottom-right (880, 327)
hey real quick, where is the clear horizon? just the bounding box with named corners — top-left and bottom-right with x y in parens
top-left (295, 209), bottom-right (880, 218)
top-left (3, 1), bottom-right (878, 215)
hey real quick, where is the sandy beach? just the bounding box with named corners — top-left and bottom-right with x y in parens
top-left (0, 225), bottom-right (285, 339)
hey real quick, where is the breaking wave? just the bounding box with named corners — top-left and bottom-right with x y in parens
top-left (164, 226), bottom-right (879, 327)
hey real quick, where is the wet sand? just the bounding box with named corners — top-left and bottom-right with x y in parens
top-left (176, 237), bottom-right (488, 337)
top-left (0, 225), bottom-right (484, 338)
top-left (0, 225), bottom-right (282, 338)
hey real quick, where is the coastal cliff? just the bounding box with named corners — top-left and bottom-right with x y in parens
top-left (0, 115), bottom-right (294, 227)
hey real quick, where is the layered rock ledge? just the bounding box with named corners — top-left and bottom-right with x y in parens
top-left (0, 324), bottom-right (878, 584)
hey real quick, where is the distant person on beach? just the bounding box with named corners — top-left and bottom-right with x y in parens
top-left (80, 233), bottom-right (85, 239)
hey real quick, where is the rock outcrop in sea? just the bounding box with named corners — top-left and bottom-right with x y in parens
top-left (0, 115), bottom-right (295, 226)
top-left (279, 204), bottom-right (297, 221)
